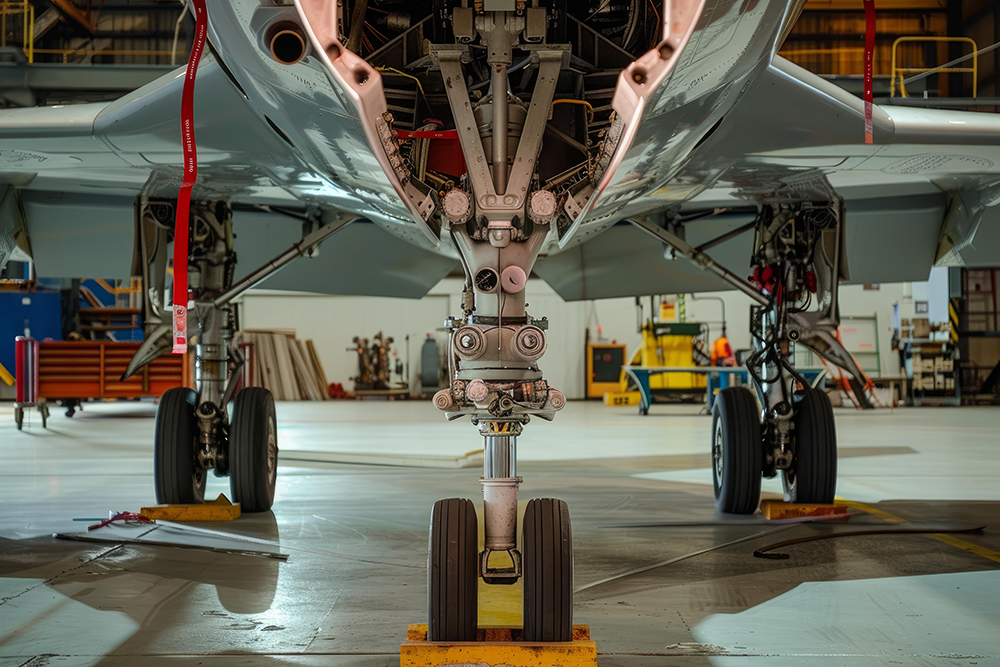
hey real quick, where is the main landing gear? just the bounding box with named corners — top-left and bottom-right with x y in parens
top-left (129, 199), bottom-right (356, 512)
top-left (632, 199), bottom-right (867, 514)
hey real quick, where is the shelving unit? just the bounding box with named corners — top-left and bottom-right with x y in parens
top-left (904, 340), bottom-right (960, 406)
top-left (957, 268), bottom-right (1000, 403)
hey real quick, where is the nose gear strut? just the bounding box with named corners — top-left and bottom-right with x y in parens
top-left (425, 9), bottom-right (575, 643)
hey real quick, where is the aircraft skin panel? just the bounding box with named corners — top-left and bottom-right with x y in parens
top-left (22, 189), bottom-right (456, 298)
top-left (205, 0), bottom-right (442, 249)
top-left (24, 191), bottom-right (135, 279)
top-left (0, 57), bottom-right (312, 202)
top-left (3, 0), bottom-right (1000, 298)
top-left (961, 208), bottom-right (1000, 267)
top-left (654, 57), bottom-right (1000, 194)
top-left (232, 216), bottom-right (457, 298)
top-left (558, 0), bottom-right (798, 248)
top-left (535, 189), bottom-right (947, 301)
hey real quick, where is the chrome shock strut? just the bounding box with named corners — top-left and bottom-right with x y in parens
top-left (480, 420), bottom-right (522, 584)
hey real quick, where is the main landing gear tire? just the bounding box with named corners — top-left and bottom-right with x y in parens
top-left (784, 389), bottom-right (837, 504)
top-left (154, 387), bottom-right (206, 505)
top-left (229, 387), bottom-right (278, 513)
top-left (523, 497), bottom-right (573, 642)
top-left (427, 497), bottom-right (478, 642)
top-left (711, 387), bottom-right (763, 515)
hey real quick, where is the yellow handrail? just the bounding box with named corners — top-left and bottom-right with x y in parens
top-left (0, 1), bottom-right (34, 63)
top-left (891, 36), bottom-right (977, 98)
top-left (32, 48), bottom-right (185, 63)
top-left (0, 0), bottom-right (181, 65)
top-left (92, 278), bottom-right (142, 296)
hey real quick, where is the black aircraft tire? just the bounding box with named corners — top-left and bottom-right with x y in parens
top-left (230, 388), bottom-right (278, 513)
top-left (154, 387), bottom-right (206, 505)
top-left (523, 498), bottom-right (573, 642)
top-left (427, 498), bottom-right (479, 642)
top-left (784, 389), bottom-right (837, 504)
top-left (711, 387), bottom-right (763, 515)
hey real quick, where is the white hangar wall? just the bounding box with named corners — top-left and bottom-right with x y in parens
top-left (240, 274), bottom-right (946, 400)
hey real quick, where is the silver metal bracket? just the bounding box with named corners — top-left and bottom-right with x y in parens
top-left (480, 547), bottom-right (522, 585)
top-left (628, 216), bottom-right (770, 306)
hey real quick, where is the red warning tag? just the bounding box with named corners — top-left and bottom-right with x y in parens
top-left (172, 0), bottom-right (208, 354)
top-left (863, 0), bottom-right (875, 144)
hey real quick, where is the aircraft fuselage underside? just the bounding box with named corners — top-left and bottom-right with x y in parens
top-left (149, 0), bottom-right (858, 644)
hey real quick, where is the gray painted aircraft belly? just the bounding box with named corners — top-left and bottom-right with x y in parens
top-left (560, 0), bottom-right (795, 248)
top-left (207, 0), bottom-right (440, 248)
top-left (0, 0), bottom-right (999, 294)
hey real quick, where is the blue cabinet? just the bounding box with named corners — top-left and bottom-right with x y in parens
top-left (0, 291), bottom-right (62, 376)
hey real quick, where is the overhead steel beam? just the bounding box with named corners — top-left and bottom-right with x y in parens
top-left (49, 0), bottom-right (98, 34)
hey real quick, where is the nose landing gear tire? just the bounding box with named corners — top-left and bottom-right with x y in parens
top-left (783, 389), bottom-right (837, 504)
top-left (428, 497), bottom-right (479, 642)
top-left (523, 497), bottom-right (573, 642)
top-left (229, 387), bottom-right (278, 513)
top-left (711, 387), bottom-right (763, 515)
top-left (154, 387), bottom-right (206, 505)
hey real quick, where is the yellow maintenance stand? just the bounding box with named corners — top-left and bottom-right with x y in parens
top-left (604, 299), bottom-right (709, 407)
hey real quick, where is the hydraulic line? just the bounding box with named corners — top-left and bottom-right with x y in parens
top-left (492, 63), bottom-right (508, 194)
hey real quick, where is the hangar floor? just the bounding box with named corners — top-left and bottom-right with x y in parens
top-left (0, 400), bottom-right (998, 666)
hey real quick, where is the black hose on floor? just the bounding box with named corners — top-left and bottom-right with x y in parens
top-left (753, 525), bottom-right (987, 559)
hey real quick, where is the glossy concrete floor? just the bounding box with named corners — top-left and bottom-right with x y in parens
top-left (1, 399), bottom-right (998, 666)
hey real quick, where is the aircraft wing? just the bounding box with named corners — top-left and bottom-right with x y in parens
top-left (0, 54), bottom-right (456, 295)
top-left (536, 56), bottom-right (1000, 300)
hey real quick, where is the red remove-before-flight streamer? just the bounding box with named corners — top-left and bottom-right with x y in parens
top-left (863, 0), bottom-right (875, 144)
top-left (172, 0), bottom-right (208, 354)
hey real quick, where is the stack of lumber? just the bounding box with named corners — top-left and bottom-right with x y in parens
top-left (238, 329), bottom-right (330, 401)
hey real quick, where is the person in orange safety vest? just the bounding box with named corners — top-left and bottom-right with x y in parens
top-left (711, 329), bottom-right (737, 367)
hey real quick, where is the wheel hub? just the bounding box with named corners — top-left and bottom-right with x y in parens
top-left (266, 415), bottom-right (277, 481)
top-left (713, 420), bottom-right (724, 482)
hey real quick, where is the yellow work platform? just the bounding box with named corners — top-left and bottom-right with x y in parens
top-left (140, 493), bottom-right (241, 521)
top-left (760, 499), bottom-right (849, 521)
top-left (401, 624), bottom-right (597, 667)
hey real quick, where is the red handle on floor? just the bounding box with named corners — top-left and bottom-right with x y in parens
top-left (172, 0), bottom-right (208, 354)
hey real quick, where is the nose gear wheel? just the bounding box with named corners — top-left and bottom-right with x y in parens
top-left (154, 387), bottom-right (206, 505)
top-left (523, 497), bottom-right (574, 642)
top-left (229, 387), bottom-right (278, 512)
top-left (783, 389), bottom-right (837, 504)
top-left (427, 498), bottom-right (479, 642)
top-left (711, 387), bottom-right (763, 515)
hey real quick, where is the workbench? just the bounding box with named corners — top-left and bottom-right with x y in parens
top-left (623, 366), bottom-right (824, 414)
